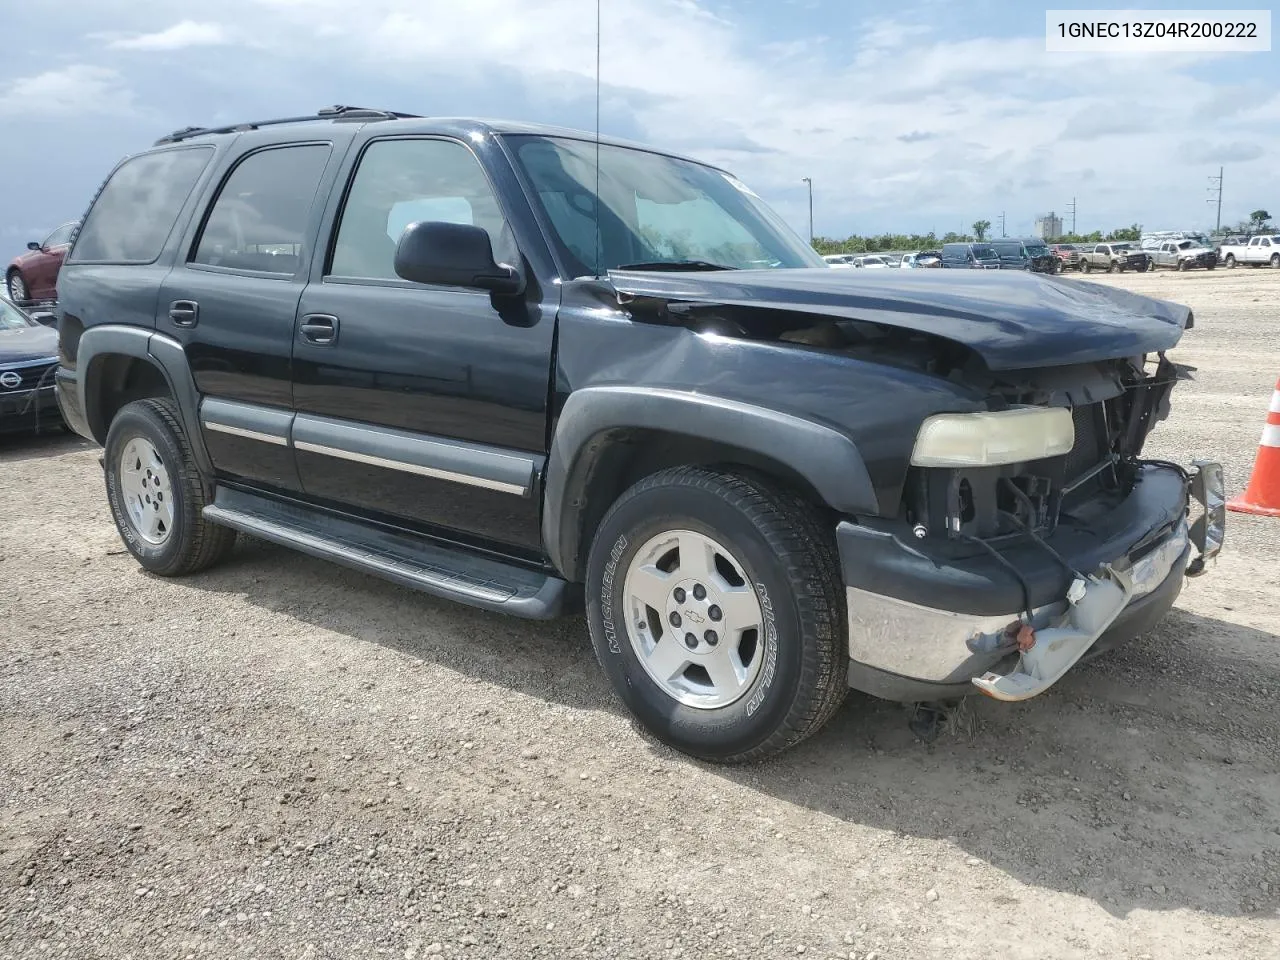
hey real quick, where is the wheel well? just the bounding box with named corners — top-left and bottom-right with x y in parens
top-left (563, 428), bottom-right (834, 582)
top-left (87, 354), bottom-right (173, 442)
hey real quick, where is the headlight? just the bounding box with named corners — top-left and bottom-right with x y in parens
top-left (910, 407), bottom-right (1075, 468)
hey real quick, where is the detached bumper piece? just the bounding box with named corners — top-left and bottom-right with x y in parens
top-left (839, 461), bottom-right (1225, 704)
top-left (970, 568), bottom-right (1131, 701)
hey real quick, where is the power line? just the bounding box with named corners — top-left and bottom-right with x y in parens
top-left (1207, 167), bottom-right (1224, 233)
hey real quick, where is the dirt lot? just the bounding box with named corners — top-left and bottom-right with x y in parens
top-left (2, 268), bottom-right (1278, 960)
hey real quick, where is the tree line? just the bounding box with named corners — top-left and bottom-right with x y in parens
top-left (812, 223), bottom-right (1143, 255)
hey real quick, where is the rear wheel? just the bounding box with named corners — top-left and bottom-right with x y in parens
top-left (586, 467), bottom-right (847, 762)
top-left (1081, 259), bottom-right (1091, 273)
top-left (104, 397), bottom-right (236, 577)
top-left (1225, 254), bottom-right (1237, 268)
top-left (1271, 254), bottom-right (1279, 269)
top-left (6, 270), bottom-right (27, 302)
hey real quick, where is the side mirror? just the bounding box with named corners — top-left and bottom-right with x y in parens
top-left (394, 221), bottom-right (524, 295)
top-left (27, 241), bottom-right (41, 251)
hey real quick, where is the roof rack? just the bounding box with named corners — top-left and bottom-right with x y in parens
top-left (153, 105), bottom-right (421, 145)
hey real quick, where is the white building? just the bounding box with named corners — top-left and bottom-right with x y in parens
top-left (1034, 213), bottom-right (1064, 240)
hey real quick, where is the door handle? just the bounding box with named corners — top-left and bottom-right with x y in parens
top-left (169, 300), bottom-right (199, 327)
top-left (299, 314), bottom-right (339, 345)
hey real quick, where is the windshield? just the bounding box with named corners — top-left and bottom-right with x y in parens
top-left (972, 245), bottom-right (997, 259)
top-left (1177, 240), bottom-right (1193, 250)
top-left (1025, 244), bottom-right (1049, 255)
top-left (1110, 243), bottom-right (1131, 251)
top-left (0, 298), bottom-right (37, 331)
top-left (992, 242), bottom-right (1021, 256)
top-left (508, 136), bottom-right (823, 276)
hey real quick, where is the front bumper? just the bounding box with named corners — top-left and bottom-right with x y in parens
top-left (0, 384), bottom-right (62, 434)
top-left (839, 462), bottom-right (1225, 703)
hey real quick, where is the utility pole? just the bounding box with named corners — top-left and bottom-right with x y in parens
top-left (998, 211), bottom-right (1006, 237)
top-left (1207, 167), bottom-right (1224, 233)
top-left (1066, 197), bottom-right (1077, 236)
top-left (801, 178), bottom-right (813, 245)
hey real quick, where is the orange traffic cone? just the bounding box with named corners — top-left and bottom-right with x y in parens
top-left (1228, 377), bottom-right (1280, 518)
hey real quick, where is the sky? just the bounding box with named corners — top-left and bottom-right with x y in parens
top-left (0, 0), bottom-right (1276, 249)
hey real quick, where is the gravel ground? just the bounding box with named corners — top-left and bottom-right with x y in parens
top-left (2, 269), bottom-right (1278, 960)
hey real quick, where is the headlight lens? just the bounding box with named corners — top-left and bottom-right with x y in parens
top-left (910, 407), bottom-right (1075, 468)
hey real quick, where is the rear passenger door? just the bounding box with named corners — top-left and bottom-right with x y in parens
top-left (159, 141), bottom-right (340, 492)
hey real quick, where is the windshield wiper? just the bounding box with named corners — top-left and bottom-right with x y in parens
top-left (612, 260), bottom-right (739, 272)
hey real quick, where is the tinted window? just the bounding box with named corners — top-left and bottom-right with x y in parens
top-left (991, 242), bottom-right (1020, 256)
top-left (941, 244), bottom-right (965, 257)
top-left (971, 245), bottom-right (997, 259)
top-left (71, 148), bottom-right (213, 263)
top-left (330, 138), bottom-right (507, 281)
top-left (193, 144), bottom-right (331, 274)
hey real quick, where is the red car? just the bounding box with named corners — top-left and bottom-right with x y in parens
top-left (6, 221), bottom-right (78, 303)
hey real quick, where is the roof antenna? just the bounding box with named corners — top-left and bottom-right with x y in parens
top-left (594, 0), bottom-right (602, 278)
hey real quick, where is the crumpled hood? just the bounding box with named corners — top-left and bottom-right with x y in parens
top-left (0, 323), bottom-right (58, 364)
top-left (608, 267), bottom-right (1191, 370)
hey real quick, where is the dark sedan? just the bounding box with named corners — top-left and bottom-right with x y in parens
top-left (0, 295), bottom-right (62, 434)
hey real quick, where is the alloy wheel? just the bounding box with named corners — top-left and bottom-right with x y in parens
top-left (622, 529), bottom-right (766, 709)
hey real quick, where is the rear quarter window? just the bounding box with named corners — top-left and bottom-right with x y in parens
top-left (70, 147), bottom-right (214, 264)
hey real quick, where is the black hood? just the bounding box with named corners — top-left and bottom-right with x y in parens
top-left (0, 322), bottom-right (58, 364)
top-left (608, 267), bottom-right (1190, 370)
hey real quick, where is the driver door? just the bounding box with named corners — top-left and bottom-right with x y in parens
top-left (290, 135), bottom-right (555, 552)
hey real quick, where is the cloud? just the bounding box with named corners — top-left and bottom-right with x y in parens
top-left (1180, 140), bottom-right (1264, 164)
top-left (108, 21), bottom-right (230, 51)
top-left (1, 0), bottom-right (1277, 239)
top-left (0, 65), bottom-right (133, 117)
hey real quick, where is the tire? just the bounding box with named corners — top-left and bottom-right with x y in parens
top-left (1138, 260), bottom-right (1150, 273)
top-left (6, 269), bottom-right (27, 302)
top-left (585, 467), bottom-right (847, 762)
top-left (1178, 259), bottom-right (1189, 271)
top-left (1081, 259), bottom-right (1091, 273)
top-left (1225, 254), bottom-right (1236, 268)
top-left (1271, 254), bottom-right (1279, 269)
top-left (104, 397), bottom-right (236, 577)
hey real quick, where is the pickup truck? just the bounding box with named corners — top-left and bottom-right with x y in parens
top-left (52, 106), bottom-right (1225, 762)
top-left (1219, 235), bottom-right (1280, 268)
top-left (1148, 239), bottom-right (1218, 271)
top-left (1079, 243), bottom-right (1151, 274)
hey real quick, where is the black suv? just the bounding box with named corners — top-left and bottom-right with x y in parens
top-left (54, 107), bottom-right (1224, 761)
top-left (990, 239), bottom-right (1061, 274)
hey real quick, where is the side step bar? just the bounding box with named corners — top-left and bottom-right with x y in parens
top-left (204, 487), bottom-right (567, 620)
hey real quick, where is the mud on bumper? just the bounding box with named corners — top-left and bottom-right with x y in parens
top-left (839, 462), bottom-right (1225, 703)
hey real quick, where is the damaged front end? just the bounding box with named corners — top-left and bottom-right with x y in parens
top-left (837, 347), bottom-right (1225, 702)
top-left (596, 267), bottom-right (1223, 703)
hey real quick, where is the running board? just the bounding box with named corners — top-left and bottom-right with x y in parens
top-left (204, 487), bottom-right (567, 620)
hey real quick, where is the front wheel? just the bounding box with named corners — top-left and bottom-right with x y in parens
top-left (1178, 259), bottom-right (1189, 271)
top-left (586, 467), bottom-right (847, 762)
top-left (104, 397), bottom-right (236, 577)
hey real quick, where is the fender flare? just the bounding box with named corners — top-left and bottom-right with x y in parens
top-left (542, 385), bottom-right (878, 579)
top-left (78, 325), bottom-right (213, 476)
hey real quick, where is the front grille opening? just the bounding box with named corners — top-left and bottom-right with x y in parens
top-left (958, 479), bottom-right (976, 524)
